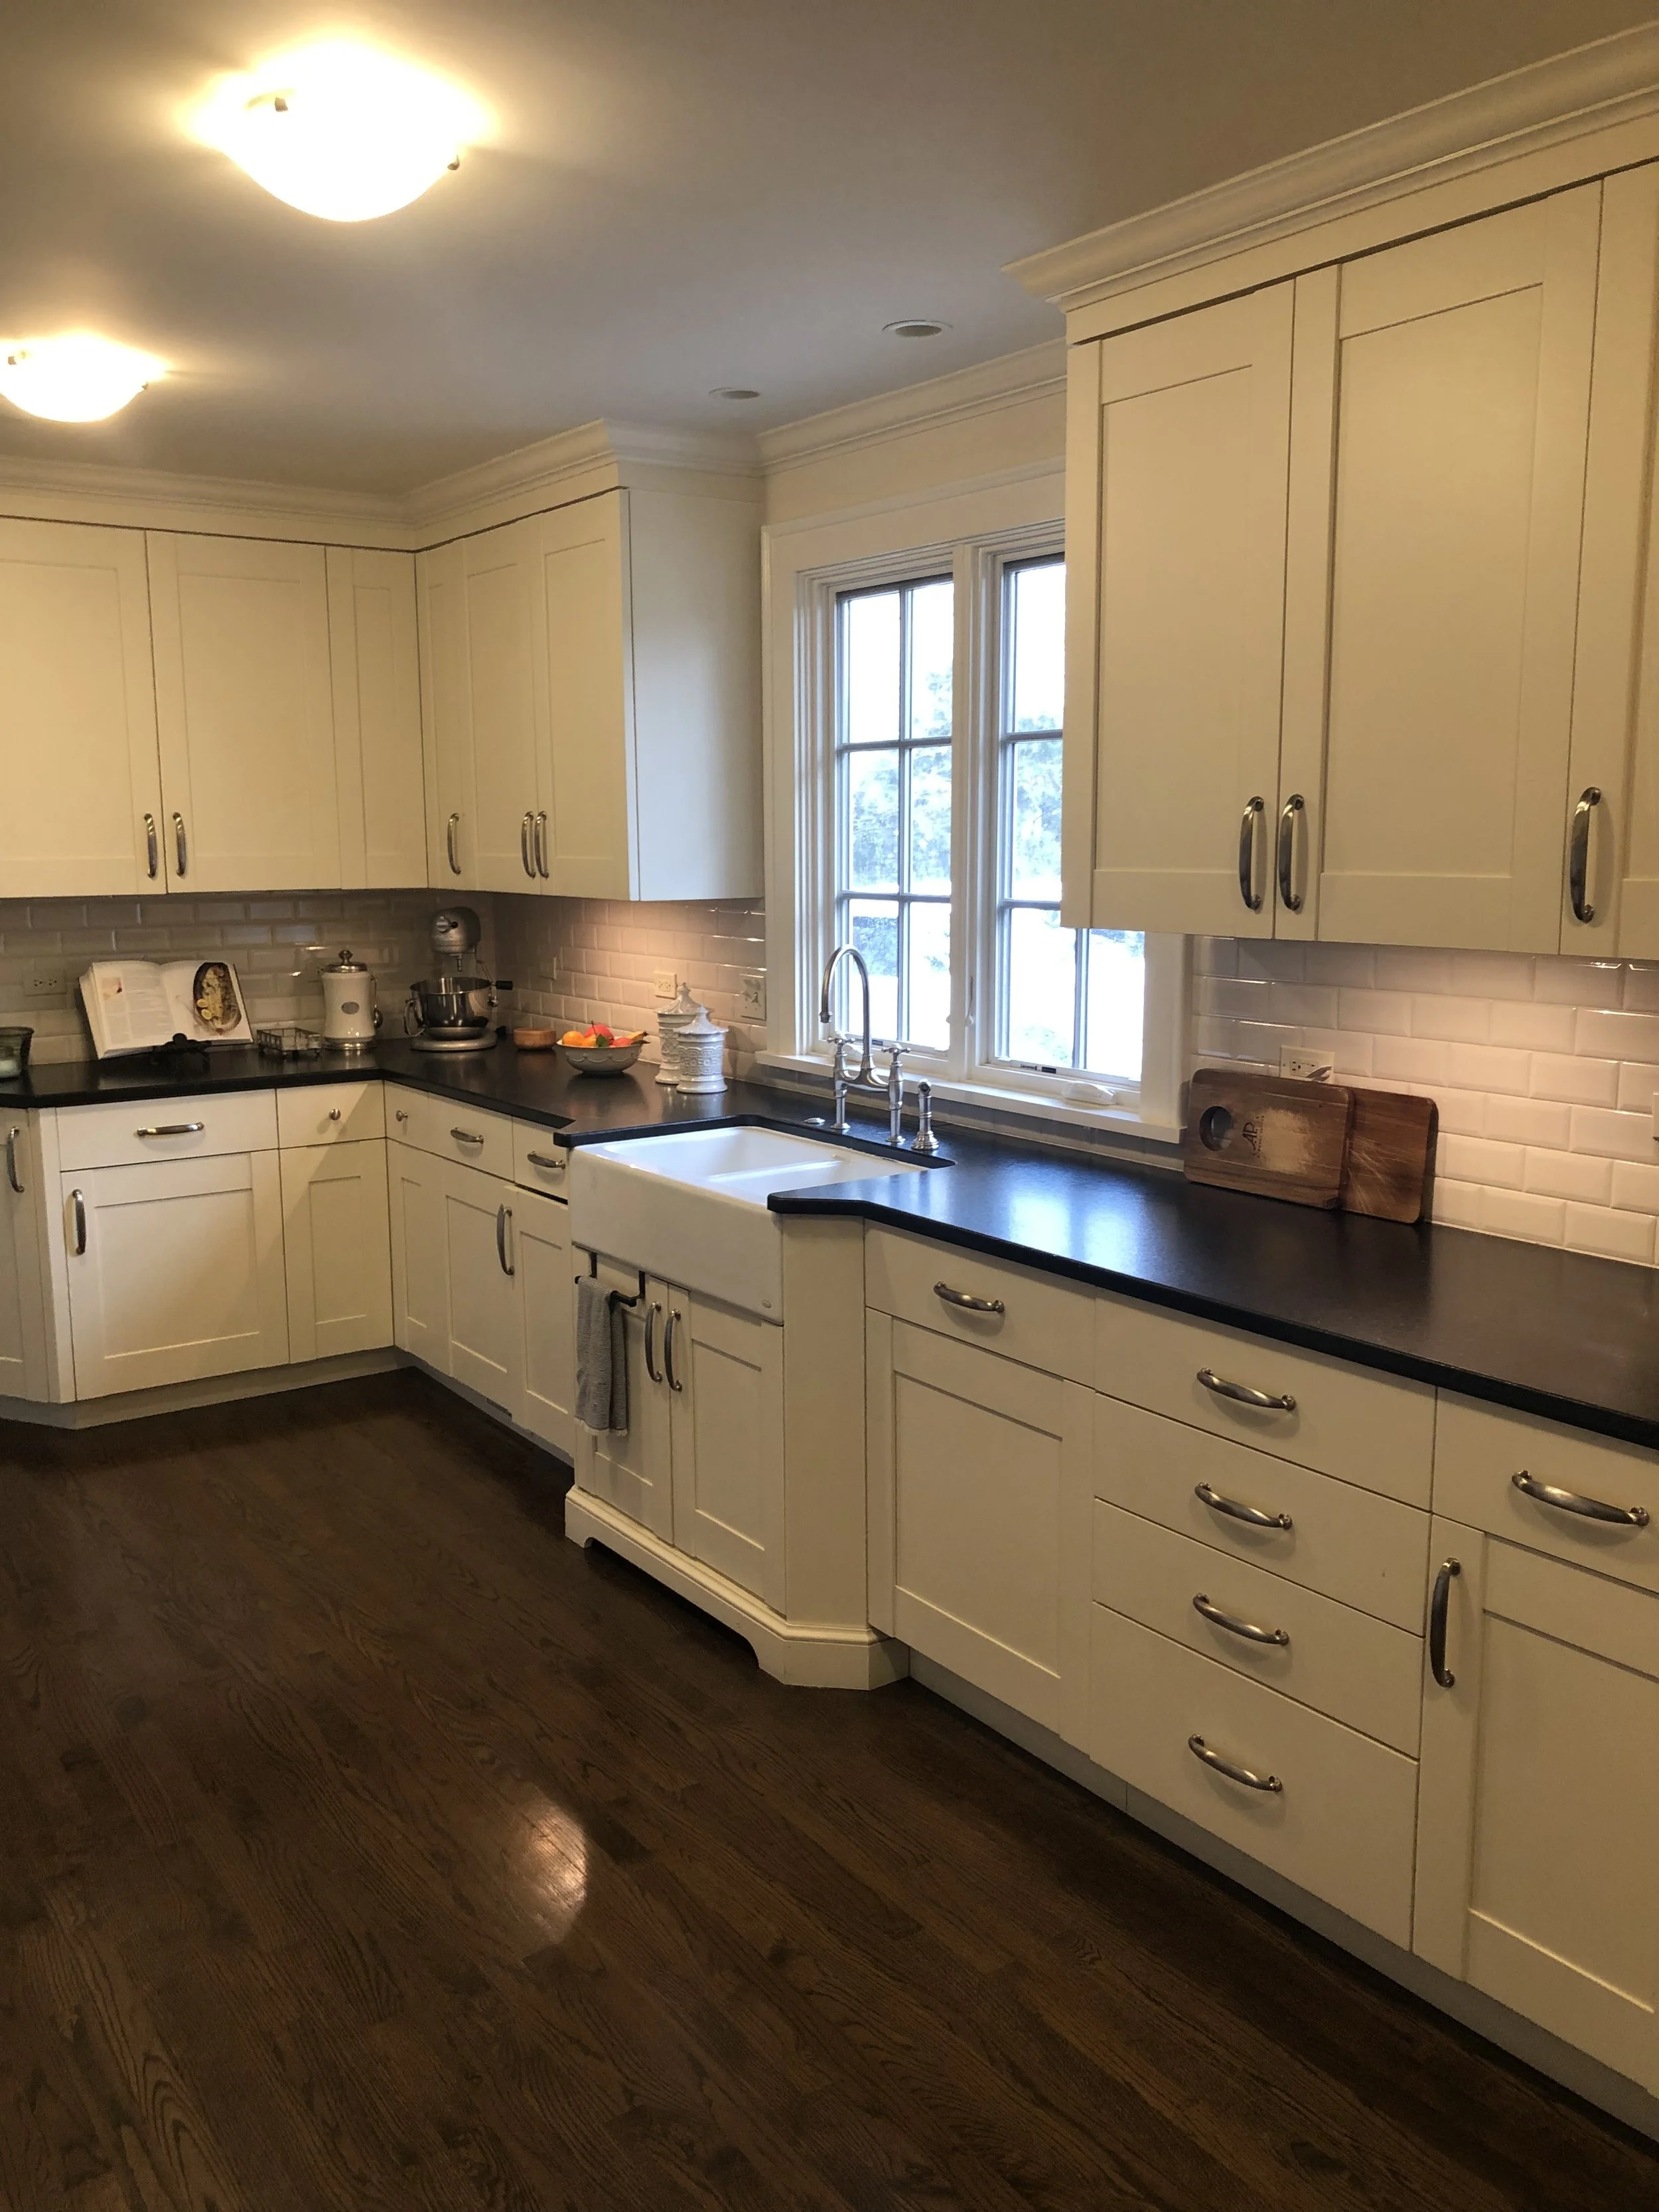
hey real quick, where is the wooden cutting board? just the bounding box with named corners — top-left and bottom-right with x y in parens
top-left (1183, 1067), bottom-right (1354, 1209)
top-left (1344, 1086), bottom-right (1438, 1223)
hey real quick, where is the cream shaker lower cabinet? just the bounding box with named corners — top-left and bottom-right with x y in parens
top-left (0, 1116), bottom-right (49, 1400)
top-left (1415, 1521), bottom-right (1659, 2093)
top-left (865, 1311), bottom-right (1093, 1743)
top-left (59, 1152), bottom-right (289, 1396)
top-left (280, 1140), bottom-right (393, 1362)
top-left (515, 1183), bottom-right (575, 1457)
top-left (388, 1139), bottom-right (449, 1370)
top-left (437, 1155), bottom-right (521, 1412)
top-left (573, 1259), bottom-right (675, 1540)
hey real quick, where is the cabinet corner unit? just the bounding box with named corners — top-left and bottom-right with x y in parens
top-left (417, 456), bottom-right (763, 904)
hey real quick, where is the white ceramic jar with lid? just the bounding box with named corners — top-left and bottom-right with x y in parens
top-left (320, 950), bottom-right (380, 1049)
top-left (674, 1007), bottom-right (728, 1094)
top-left (656, 982), bottom-right (703, 1086)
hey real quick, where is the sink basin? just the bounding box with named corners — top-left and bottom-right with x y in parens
top-left (568, 1123), bottom-right (934, 1317)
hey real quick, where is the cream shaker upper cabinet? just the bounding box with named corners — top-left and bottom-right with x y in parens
top-left (147, 533), bottom-right (340, 891)
top-left (327, 548), bottom-right (427, 889)
top-left (1063, 285), bottom-right (1295, 938)
top-left (0, 519), bottom-right (164, 897)
top-left (1294, 188), bottom-right (1601, 953)
top-left (417, 538), bottom-right (476, 890)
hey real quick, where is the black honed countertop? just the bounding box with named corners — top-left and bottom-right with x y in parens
top-left (9, 1039), bottom-right (1659, 1450)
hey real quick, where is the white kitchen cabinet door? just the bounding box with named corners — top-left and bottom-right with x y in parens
top-left (327, 547), bottom-right (427, 889)
top-left (1063, 284), bottom-right (1294, 937)
top-left (280, 1140), bottom-right (393, 1363)
top-left (417, 538), bottom-right (476, 889)
top-left (1301, 188), bottom-right (1601, 952)
top-left (867, 1311), bottom-right (1092, 1743)
top-left (1415, 1522), bottom-right (1659, 2092)
top-left (0, 1118), bottom-right (48, 1400)
top-left (665, 1286), bottom-right (784, 1609)
top-left (0, 518), bottom-right (165, 899)
top-left (147, 532), bottom-right (340, 891)
top-left (439, 1156), bottom-right (521, 1411)
top-left (388, 1140), bottom-right (448, 1368)
top-left (532, 493), bottom-right (632, 899)
top-left (573, 1260), bottom-right (674, 1541)
top-left (516, 1185), bottom-right (574, 1456)
top-left (60, 1153), bottom-right (287, 1397)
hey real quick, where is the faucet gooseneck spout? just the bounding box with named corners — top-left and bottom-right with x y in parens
top-left (818, 942), bottom-right (875, 1087)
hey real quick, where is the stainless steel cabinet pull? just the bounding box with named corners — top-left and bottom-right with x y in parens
top-left (1569, 786), bottom-right (1602, 925)
top-left (520, 812), bottom-right (536, 877)
top-left (1277, 793), bottom-right (1305, 913)
top-left (525, 1151), bottom-right (563, 1174)
top-left (1197, 1367), bottom-right (1295, 1413)
top-left (1192, 1593), bottom-right (1289, 1647)
top-left (1195, 1481), bottom-right (1293, 1531)
top-left (496, 1204), bottom-right (514, 1276)
top-left (143, 812), bottom-right (159, 879)
top-left (136, 1122), bottom-right (205, 1138)
top-left (446, 811), bottom-right (462, 875)
top-left (644, 1302), bottom-right (663, 1385)
top-left (934, 1282), bottom-right (1005, 1316)
top-left (664, 1307), bottom-right (684, 1392)
top-left (1188, 1735), bottom-right (1282, 1794)
top-left (1238, 796), bottom-right (1265, 912)
top-left (69, 1188), bottom-right (87, 1256)
top-left (172, 811), bottom-right (188, 877)
top-left (534, 810), bottom-right (549, 879)
top-left (1511, 1468), bottom-right (1649, 1529)
top-left (1429, 1558), bottom-right (1461, 1688)
top-left (451, 1128), bottom-right (485, 1147)
top-left (5, 1127), bottom-right (21, 1196)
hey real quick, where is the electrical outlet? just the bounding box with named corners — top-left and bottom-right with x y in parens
top-left (740, 970), bottom-right (767, 1022)
top-left (652, 969), bottom-right (678, 1000)
top-left (1279, 1044), bottom-right (1334, 1082)
top-left (23, 968), bottom-right (65, 1001)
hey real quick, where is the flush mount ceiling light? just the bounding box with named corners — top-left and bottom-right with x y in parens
top-left (0, 334), bottom-right (165, 422)
top-left (883, 318), bottom-right (950, 339)
top-left (710, 386), bottom-right (761, 400)
top-left (195, 40), bottom-right (484, 222)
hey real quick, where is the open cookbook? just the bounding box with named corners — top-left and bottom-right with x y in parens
top-left (80, 959), bottom-right (253, 1057)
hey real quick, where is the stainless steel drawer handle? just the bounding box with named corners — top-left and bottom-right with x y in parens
top-left (534, 810), bottom-right (549, 879)
top-left (136, 1122), bottom-right (206, 1138)
top-left (69, 1187), bottom-right (87, 1256)
top-left (451, 1128), bottom-right (485, 1147)
top-left (5, 1127), bottom-right (21, 1197)
top-left (172, 811), bottom-right (188, 877)
top-left (1511, 1469), bottom-right (1649, 1529)
top-left (1238, 796), bottom-right (1265, 912)
top-left (1195, 1481), bottom-right (1293, 1532)
top-left (143, 812), bottom-right (159, 879)
top-left (1198, 1367), bottom-right (1295, 1414)
top-left (520, 811), bottom-right (536, 878)
top-left (664, 1307), bottom-right (684, 1392)
top-left (525, 1151), bottom-right (563, 1173)
top-left (1276, 793), bottom-right (1305, 913)
top-left (1188, 1735), bottom-right (1282, 1794)
top-left (496, 1203), bottom-right (514, 1276)
top-left (1429, 1558), bottom-right (1461, 1689)
top-left (446, 811), bottom-right (462, 875)
top-left (934, 1282), bottom-right (1005, 1315)
top-left (1192, 1593), bottom-right (1289, 1648)
top-left (1569, 786), bottom-right (1602, 926)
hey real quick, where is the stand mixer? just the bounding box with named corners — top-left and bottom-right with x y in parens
top-left (405, 907), bottom-right (498, 1053)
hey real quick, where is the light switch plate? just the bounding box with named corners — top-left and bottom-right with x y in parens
top-left (1279, 1044), bottom-right (1334, 1082)
top-left (740, 970), bottom-right (767, 1021)
top-left (652, 969), bottom-right (678, 1000)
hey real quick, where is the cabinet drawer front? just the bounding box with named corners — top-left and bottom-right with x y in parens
top-left (1094, 1501), bottom-right (1421, 1754)
top-left (865, 1228), bottom-right (1092, 1382)
top-left (56, 1089), bottom-right (277, 1171)
top-left (1091, 1607), bottom-right (1418, 1945)
top-left (513, 1124), bottom-right (569, 1196)
top-left (1435, 1395), bottom-right (1659, 1595)
top-left (1096, 1394), bottom-right (1429, 1631)
top-left (1095, 1293), bottom-right (1433, 1506)
top-left (276, 1080), bottom-right (384, 1149)
top-left (385, 1086), bottom-right (514, 1178)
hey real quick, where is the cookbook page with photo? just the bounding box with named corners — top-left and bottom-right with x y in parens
top-left (81, 959), bottom-right (253, 1056)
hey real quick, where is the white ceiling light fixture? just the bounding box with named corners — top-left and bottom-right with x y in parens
top-left (884, 318), bottom-right (951, 339)
top-left (195, 40), bottom-right (486, 222)
top-left (0, 334), bottom-right (165, 422)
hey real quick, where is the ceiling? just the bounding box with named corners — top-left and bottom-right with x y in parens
top-left (1, 0), bottom-right (1652, 494)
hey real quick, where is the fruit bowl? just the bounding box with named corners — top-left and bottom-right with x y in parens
top-left (558, 1025), bottom-right (646, 1076)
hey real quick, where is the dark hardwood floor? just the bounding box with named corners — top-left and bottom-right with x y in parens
top-left (0, 1372), bottom-right (1654, 2211)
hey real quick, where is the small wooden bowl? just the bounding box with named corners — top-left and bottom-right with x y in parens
top-left (512, 1025), bottom-right (558, 1051)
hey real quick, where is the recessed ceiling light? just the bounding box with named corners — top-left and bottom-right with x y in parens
top-left (0, 335), bottom-right (165, 423)
top-left (711, 386), bottom-right (761, 401)
top-left (883, 319), bottom-right (950, 339)
top-left (194, 40), bottom-right (485, 222)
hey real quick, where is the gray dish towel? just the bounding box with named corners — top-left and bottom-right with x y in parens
top-left (575, 1275), bottom-right (628, 1433)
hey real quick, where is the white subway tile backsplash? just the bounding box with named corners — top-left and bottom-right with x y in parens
top-left (1532, 959), bottom-right (1626, 1009)
top-left (1375, 947), bottom-right (1453, 994)
top-left (1448, 950), bottom-right (1535, 1001)
top-left (1337, 988), bottom-right (1413, 1035)
top-left (1528, 1052), bottom-right (1620, 1106)
top-left (1617, 1062), bottom-right (1659, 1116)
top-left (1482, 1188), bottom-right (1567, 1245)
top-left (1575, 1007), bottom-right (1659, 1063)
top-left (1440, 1134), bottom-right (1525, 1189)
top-left (1489, 999), bottom-right (1577, 1052)
top-left (1567, 1106), bottom-right (1659, 1163)
top-left (1445, 1042), bottom-right (1531, 1095)
top-left (1302, 943), bottom-right (1375, 988)
top-left (1522, 1149), bottom-right (1613, 1205)
top-left (1565, 1203), bottom-right (1657, 1264)
top-left (1484, 1094), bottom-right (1572, 1147)
top-left (1410, 994), bottom-right (1491, 1043)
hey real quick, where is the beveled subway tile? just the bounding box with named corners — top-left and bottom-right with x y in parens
top-left (1484, 1093), bottom-right (1571, 1147)
top-left (1430, 1179), bottom-right (1484, 1229)
top-left (1532, 956), bottom-right (1625, 1009)
top-left (1301, 942), bottom-right (1374, 988)
top-left (1448, 950), bottom-right (1534, 1001)
top-left (1522, 1148), bottom-right (1612, 1205)
top-left (1529, 1053), bottom-right (1619, 1106)
top-left (1568, 1104), bottom-right (1659, 1162)
top-left (1488, 998), bottom-right (1576, 1052)
top-left (1411, 994), bottom-right (1491, 1043)
top-left (1482, 1187), bottom-right (1567, 1245)
top-left (1427, 1086), bottom-right (1485, 1136)
top-left (1617, 1062), bottom-right (1659, 1116)
top-left (1372, 1035), bottom-right (1449, 1085)
top-left (1336, 987), bottom-right (1412, 1035)
top-left (1576, 1007), bottom-right (1659, 1063)
top-left (1375, 946), bottom-right (1453, 994)
top-left (1565, 1202), bottom-right (1656, 1265)
top-left (1439, 1134), bottom-right (1525, 1189)
top-left (1445, 1043), bottom-right (1531, 1095)
top-left (1611, 1159), bottom-right (1659, 1213)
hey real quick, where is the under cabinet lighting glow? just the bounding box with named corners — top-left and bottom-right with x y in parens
top-left (196, 41), bottom-right (484, 222)
top-left (0, 334), bottom-right (165, 422)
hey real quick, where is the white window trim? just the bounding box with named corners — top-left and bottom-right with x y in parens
top-left (760, 469), bottom-right (1185, 1142)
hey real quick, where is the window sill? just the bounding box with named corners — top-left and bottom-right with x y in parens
top-left (753, 1051), bottom-right (1183, 1149)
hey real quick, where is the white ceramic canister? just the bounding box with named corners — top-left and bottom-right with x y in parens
top-left (656, 982), bottom-right (703, 1086)
top-left (674, 1007), bottom-right (728, 1094)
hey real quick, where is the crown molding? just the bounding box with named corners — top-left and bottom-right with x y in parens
top-left (758, 342), bottom-right (1066, 473)
top-left (1008, 21), bottom-right (1659, 309)
top-left (0, 449), bottom-right (408, 546)
top-left (403, 417), bottom-right (762, 543)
